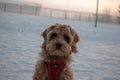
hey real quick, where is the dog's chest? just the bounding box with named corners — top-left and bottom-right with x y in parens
top-left (44, 60), bottom-right (65, 80)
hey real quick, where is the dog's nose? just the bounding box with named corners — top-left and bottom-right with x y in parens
top-left (56, 42), bottom-right (62, 49)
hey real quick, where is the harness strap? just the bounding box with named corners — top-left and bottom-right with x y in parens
top-left (44, 60), bottom-right (65, 80)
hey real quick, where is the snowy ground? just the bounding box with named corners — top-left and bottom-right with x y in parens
top-left (0, 12), bottom-right (120, 80)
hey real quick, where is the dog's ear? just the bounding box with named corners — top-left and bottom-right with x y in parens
top-left (72, 33), bottom-right (80, 53)
top-left (41, 29), bottom-right (47, 48)
top-left (42, 29), bottom-right (47, 40)
top-left (69, 27), bottom-right (80, 53)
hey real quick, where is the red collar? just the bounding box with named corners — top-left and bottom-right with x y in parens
top-left (44, 59), bottom-right (65, 80)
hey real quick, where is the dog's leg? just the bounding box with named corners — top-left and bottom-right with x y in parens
top-left (59, 66), bottom-right (74, 80)
top-left (33, 60), bottom-right (48, 80)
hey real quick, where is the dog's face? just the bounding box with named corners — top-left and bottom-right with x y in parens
top-left (42, 23), bottom-right (79, 57)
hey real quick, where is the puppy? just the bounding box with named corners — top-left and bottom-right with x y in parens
top-left (33, 23), bottom-right (80, 80)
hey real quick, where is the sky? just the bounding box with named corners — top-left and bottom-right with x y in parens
top-left (1, 0), bottom-right (120, 15)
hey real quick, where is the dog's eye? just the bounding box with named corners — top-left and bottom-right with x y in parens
top-left (64, 35), bottom-right (70, 43)
top-left (51, 33), bottom-right (57, 39)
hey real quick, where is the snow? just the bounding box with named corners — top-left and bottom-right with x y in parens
top-left (0, 12), bottom-right (120, 80)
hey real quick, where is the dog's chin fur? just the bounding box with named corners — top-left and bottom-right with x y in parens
top-left (46, 43), bottom-right (72, 58)
top-left (40, 48), bottom-right (73, 64)
top-left (43, 37), bottom-right (72, 62)
top-left (33, 23), bottom-right (80, 80)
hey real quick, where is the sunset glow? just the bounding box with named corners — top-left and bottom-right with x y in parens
top-left (16, 0), bottom-right (120, 14)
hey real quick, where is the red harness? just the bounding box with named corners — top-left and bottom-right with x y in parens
top-left (44, 60), bottom-right (65, 80)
